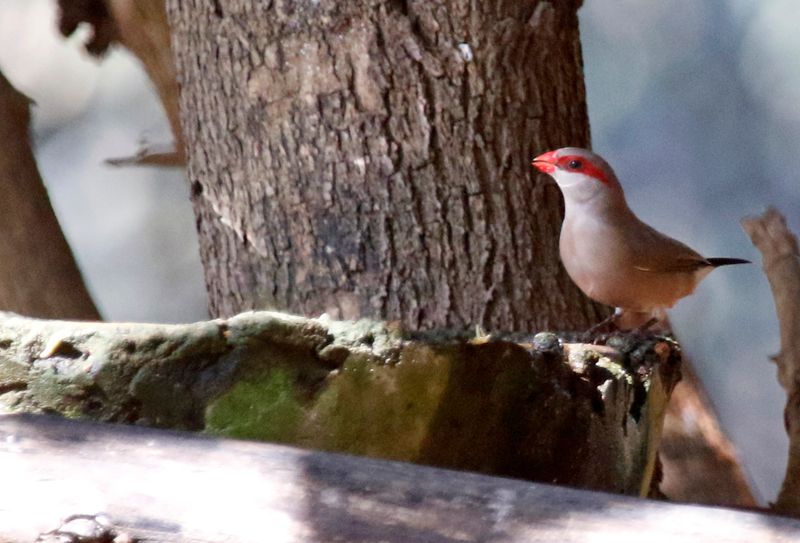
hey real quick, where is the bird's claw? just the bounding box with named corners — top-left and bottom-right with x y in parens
top-left (632, 317), bottom-right (659, 335)
top-left (580, 313), bottom-right (619, 343)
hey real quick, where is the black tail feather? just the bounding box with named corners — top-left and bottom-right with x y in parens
top-left (706, 257), bottom-right (751, 267)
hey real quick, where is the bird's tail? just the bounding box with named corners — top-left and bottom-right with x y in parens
top-left (707, 257), bottom-right (751, 267)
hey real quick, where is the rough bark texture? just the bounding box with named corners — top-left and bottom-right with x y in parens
top-left (0, 72), bottom-right (99, 321)
top-left (167, 0), bottom-right (605, 331)
top-left (742, 208), bottom-right (800, 516)
top-left (6, 415), bottom-right (800, 543)
top-left (0, 311), bottom-right (680, 496)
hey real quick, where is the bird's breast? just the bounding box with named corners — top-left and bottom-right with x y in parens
top-left (559, 216), bottom-right (625, 303)
top-left (559, 214), bottom-right (698, 311)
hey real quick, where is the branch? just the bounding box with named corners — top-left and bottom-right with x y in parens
top-left (2, 414), bottom-right (799, 543)
top-left (105, 143), bottom-right (184, 167)
top-left (659, 364), bottom-right (756, 506)
top-left (0, 310), bottom-right (680, 496)
top-left (57, 0), bottom-right (185, 164)
top-left (0, 71), bottom-right (99, 320)
top-left (742, 207), bottom-right (800, 515)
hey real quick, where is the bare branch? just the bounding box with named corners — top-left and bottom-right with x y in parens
top-left (659, 364), bottom-right (756, 506)
top-left (105, 143), bottom-right (184, 168)
top-left (0, 71), bottom-right (99, 320)
top-left (742, 207), bottom-right (800, 515)
top-left (57, 0), bottom-right (185, 164)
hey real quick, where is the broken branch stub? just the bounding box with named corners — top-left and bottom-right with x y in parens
top-left (742, 207), bottom-right (800, 516)
top-left (0, 311), bottom-right (680, 495)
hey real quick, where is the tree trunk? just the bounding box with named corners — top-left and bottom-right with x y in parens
top-left (167, 0), bottom-right (605, 331)
top-left (0, 72), bottom-right (99, 320)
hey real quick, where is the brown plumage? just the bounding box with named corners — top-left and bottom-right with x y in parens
top-left (532, 147), bottom-right (749, 329)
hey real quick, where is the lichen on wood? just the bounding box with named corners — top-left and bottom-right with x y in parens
top-left (0, 310), bottom-right (679, 495)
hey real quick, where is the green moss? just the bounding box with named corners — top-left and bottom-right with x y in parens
top-left (301, 345), bottom-right (449, 461)
top-left (205, 369), bottom-right (303, 442)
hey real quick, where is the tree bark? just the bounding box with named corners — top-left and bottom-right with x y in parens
top-left (167, 0), bottom-right (605, 330)
top-left (0, 72), bottom-right (99, 320)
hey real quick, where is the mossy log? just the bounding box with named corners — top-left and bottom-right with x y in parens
top-left (0, 311), bottom-right (680, 495)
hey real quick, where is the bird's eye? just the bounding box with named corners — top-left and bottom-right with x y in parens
top-left (568, 159), bottom-right (583, 170)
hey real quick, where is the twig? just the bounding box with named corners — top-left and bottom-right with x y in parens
top-left (105, 143), bottom-right (184, 168)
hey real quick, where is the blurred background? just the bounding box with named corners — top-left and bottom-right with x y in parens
top-left (0, 0), bottom-right (797, 502)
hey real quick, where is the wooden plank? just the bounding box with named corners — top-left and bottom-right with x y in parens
top-left (0, 414), bottom-right (798, 543)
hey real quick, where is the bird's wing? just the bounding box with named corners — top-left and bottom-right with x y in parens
top-left (626, 219), bottom-right (710, 274)
top-left (633, 258), bottom-right (710, 273)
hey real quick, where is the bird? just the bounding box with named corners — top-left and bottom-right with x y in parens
top-left (531, 147), bottom-right (749, 332)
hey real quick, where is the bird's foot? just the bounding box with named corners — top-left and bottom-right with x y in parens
top-left (579, 312), bottom-right (620, 343)
top-left (580, 310), bottom-right (672, 344)
top-left (618, 317), bottom-right (674, 344)
top-left (633, 317), bottom-right (659, 335)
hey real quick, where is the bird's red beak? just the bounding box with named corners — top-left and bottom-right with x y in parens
top-left (532, 151), bottom-right (558, 174)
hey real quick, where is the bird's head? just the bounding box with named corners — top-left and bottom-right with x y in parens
top-left (532, 147), bottom-right (622, 204)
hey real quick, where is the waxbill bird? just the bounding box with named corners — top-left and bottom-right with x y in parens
top-left (532, 147), bottom-right (749, 330)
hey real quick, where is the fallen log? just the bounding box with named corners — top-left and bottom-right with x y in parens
top-left (1, 414), bottom-right (797, 543)
top-left (0, 311), bottom-right (678, 495)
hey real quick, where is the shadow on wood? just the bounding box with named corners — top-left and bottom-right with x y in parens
top-left (1, 414), bottom-right (798, 543)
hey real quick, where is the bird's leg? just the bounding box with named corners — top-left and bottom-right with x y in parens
top-left (580, 308), bottom-right (622, 342)
top-left (631, 307), bottom-right (668, 336)
top-left (633, 317), bottom-right (659, 335)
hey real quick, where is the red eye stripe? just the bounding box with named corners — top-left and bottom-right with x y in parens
top-left (556, 155), bottom-right (609, 184)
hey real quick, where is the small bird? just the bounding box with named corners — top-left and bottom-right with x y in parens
top-left (532, 147), bottom-right (749, 331)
